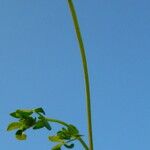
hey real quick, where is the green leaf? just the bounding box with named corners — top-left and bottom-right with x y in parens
top-left (10, 109), bottom-right (33, 119)
top-left (57, 130), bottom-right (71, 140)
top-left (10, 112), bottom-right (21, 118)
top-left (15, 130), bottom-right (27, 140)
top-left (16, 133), bottom-right (27, 140)
top-left (44, 120), bottom-right (51, 130)
top-left (34, 115), bottom-right (51, 130)
top-left (48, 136), bottom-right (63, 142)
top-left (21, 117), bottom-right (36, 128)
top-left (68, 124), bottom-right (79, 135)
top-left (52, 143), bottom-right (63, 150)
top-left (33, 120), bottom-right (45, 129)
top-left (7, 122), bottom-right (22, 131)
top-left (34, 107), bottom-right (45, 115)
top-left (64, 143), bottom-right (74, 149)
top-left (16, 109), bottom-right (33, 118)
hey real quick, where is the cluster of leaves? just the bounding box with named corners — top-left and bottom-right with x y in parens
top-left (7, 108), bottom-right (50, 140)
top-left (49, 124), bottom-right (81, 150)
top-left (7, 108), bottom-right (82, 150)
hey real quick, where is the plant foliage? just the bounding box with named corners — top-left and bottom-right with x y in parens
top-left (7, 108), bottom-right (83, 150)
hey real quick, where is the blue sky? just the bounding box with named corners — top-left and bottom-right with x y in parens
top-left (1, 0), bottom-right (150, 149)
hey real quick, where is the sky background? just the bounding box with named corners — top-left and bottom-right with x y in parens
top-left (0, 0), bottom-right (150, 149)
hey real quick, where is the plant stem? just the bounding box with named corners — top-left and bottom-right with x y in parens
top-left (46, 118), bottom-right (69, 127)
top-left (78, 137), bottom-right (89, 150)
top-left (46, 117), bottom-right (89, 150)
top-left (67, 1), bottom-right (94, 150)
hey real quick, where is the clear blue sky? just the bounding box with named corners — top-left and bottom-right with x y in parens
top-left (1, 0), bottom-right (150, 149)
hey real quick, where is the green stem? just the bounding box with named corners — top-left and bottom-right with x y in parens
top-left (78, 137), bottom-right (89, 150)
top-left (46, 118), bottom-right (69, 127)
top-left (67, 1), bottom-right (94, 150)
top-left (46, 117), bottom-right (89, 150)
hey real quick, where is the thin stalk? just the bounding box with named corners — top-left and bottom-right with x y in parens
top-left (46, 118), bottom-right (69, 127)
top-left (46, 117), bottom-right (89, 150)
top-left (67, 1), bottom-right (94, 150)
top-left (78, 137), bottom-right (89, 150)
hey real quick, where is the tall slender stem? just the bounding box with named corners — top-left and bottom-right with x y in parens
top-left (67, 1), bottom-right (94, 150)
